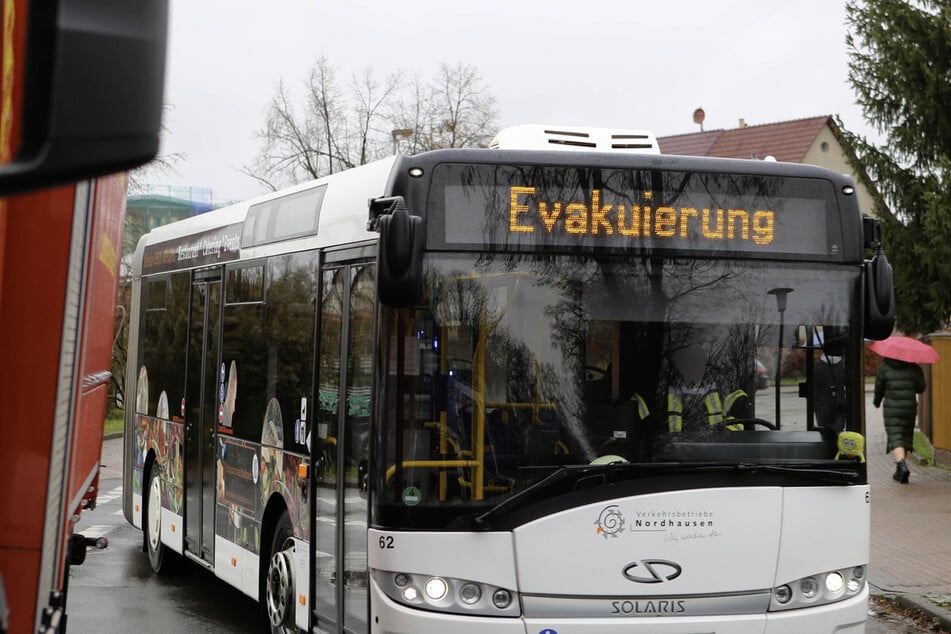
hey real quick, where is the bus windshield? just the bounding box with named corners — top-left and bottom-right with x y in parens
top-left (375, 252), bottom-right (861, 529)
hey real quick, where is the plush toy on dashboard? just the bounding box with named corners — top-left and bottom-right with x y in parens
top-left (835, 431), bottom-right (866, 463)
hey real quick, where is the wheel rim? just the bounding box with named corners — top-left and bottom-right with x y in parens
top-left (266, 538), bottom-right (295, 628)
top-left (147, 473), bottom-right (161, 551)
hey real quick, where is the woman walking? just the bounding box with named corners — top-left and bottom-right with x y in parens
top-left (873, 357), bottom-right (926, 483)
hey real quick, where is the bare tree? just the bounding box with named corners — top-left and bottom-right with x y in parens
top-left (391, 62), bottom-right (498, 153)
top-left (340, 66), bottom-right (403, 169)
top-left (245, 58), bottom-right (499, 186)
top-left (242, 78), bottom-right (326, 191)
top-left (128, 104), bottom-right (184, 194)
top-left (426, 62), bottom-right (498, 150)
top-left (307, 57), bottom-right (346, 175)
top-left (243, 56), bottom-right (401, 189)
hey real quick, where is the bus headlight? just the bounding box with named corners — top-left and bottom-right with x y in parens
top-left (491, 588), bottom-right (512, 609)
top-left (773, 584), bottom-right (792, 604)
top-left (769, 565), bottom-right (866, 611)
top-left (372, 569), bottom-right (521, 617)
top-left (824, 571), bottom-right (845, 595)
top-left (800, 576), bottom-right (819, 599)
top-left (424, 577), bottom-right (448, 601)
top-left (459, 583), bottom-right (482, 605)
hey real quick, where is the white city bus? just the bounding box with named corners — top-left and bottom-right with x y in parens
top-left (124, 125), bottom-right (894, 633)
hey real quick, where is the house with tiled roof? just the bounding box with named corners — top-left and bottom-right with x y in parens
top-left (658, 115), bottom-right (879, 218)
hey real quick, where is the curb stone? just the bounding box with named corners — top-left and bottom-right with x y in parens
top-left (871, 588), bottom-right (951, 632)
top-left (898, 594), bottom-right (951, 633)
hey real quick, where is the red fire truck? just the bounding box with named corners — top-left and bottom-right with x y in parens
top-left (0, 2), bottom-right (167, 631)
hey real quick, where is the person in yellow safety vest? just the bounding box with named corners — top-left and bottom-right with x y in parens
top-left (666, 388), bottom-right (749, 432)
top-left (665, 344), bottom-right (748, 433)
top-left (631, 392), bottom-right (650, 421)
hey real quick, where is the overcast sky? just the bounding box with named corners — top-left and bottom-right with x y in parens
top-left (157, 0), bottom-right (877, 204)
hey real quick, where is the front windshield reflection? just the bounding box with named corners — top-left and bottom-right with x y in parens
top-left (375, 254), bottom-right (860, 525)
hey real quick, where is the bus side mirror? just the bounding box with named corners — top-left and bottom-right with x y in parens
top-left (376, 200), bottom-right (424, 307)
top-left (864, 250), bottom-right (895, 341)
top-left (0, 0), bottom-right (168, 196)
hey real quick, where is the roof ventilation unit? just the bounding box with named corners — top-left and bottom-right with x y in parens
top-left (489, 124), bottom-right (660, 154)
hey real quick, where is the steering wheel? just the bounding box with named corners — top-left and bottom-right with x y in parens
top-left (715, 417), bottom-right (778, 431)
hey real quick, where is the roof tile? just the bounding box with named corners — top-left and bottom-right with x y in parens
top-left (658, 115), bottom-right (832, 162)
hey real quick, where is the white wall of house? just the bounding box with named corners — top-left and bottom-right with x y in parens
top-left (803, 125), bottom-right (878, 219)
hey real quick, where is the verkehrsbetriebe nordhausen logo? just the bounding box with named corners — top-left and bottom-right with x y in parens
top-left (595, 504), bottom-right (624, 539)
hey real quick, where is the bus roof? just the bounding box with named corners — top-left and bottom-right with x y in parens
top-left (134, 156), bottom-right (398, 272)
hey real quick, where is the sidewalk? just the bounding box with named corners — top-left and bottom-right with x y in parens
top-left (865, 386), bottom-right (951, 630)
top-left (99, 432), bottom-right (123, 480)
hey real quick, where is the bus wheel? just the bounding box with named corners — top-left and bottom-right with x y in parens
top-left (265, 511), bottom-right (295, 633)
top-left (145, 466), bottom-right (167, 573)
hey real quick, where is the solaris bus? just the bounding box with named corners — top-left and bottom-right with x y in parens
top-left (124, 125), bottom-right (894, 633)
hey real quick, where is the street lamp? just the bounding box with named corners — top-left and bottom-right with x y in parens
top-left (391, 128), bottom-right (413, 155)
top-left (768, 287), bottom-right (793, 427)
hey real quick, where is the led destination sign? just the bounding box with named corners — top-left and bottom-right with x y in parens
top-left (509, 187), bottom-right (775, 245)
top-left (435, 164), bottom-right (837, 256)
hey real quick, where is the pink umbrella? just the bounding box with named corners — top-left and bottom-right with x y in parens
top-left (869, 336), bottom-right (940, 364)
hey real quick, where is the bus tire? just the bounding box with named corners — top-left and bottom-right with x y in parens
top-left (265, 510), bottom-right (295, 633)
top-left (145, 464), bottom-right (170, 574)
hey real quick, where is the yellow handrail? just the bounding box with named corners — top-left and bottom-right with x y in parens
top-left (423, 412), bottom-right (452, 500)
top-left (385, 459), bottom-right (481, 484)
top-left (457, 476), bottom-right (509, 493)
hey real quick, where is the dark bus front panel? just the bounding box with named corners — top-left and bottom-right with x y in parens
top-left (371, 253), bottom-right (864, 531)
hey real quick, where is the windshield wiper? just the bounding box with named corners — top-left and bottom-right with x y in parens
top-left (472, 461), bottom-right (646, 530)
top-left (732, 463), bottom-right (860, 484)
top-left (473, 465), bottom-right (570, 530)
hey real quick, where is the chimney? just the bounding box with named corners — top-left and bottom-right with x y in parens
top-left (738, 118), bottom-right (747, 128)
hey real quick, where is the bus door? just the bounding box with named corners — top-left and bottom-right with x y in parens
top-left (312, 256), bottom-right (375, 633)
top-left (185, 270), bottom-right (221, 563)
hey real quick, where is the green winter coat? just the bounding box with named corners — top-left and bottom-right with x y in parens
top-left (873, 358), bottom-right (926, 452)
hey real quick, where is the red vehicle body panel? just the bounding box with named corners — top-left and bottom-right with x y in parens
top-left (0, 185), bottom-right (74, 633)
top-left (0, 176), bottom-right (127, 633)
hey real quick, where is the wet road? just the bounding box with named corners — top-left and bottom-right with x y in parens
top-left (69, 475), bottom-right (260, 633)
